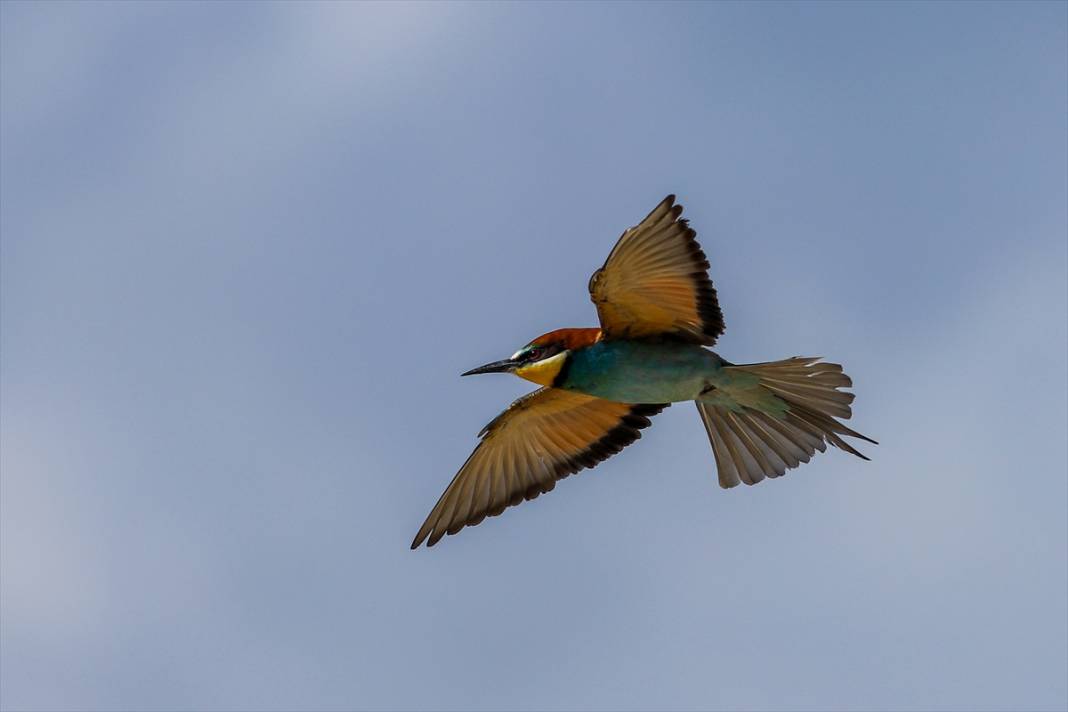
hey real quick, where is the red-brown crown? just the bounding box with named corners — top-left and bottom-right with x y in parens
top-left (529, 327), bottom-right (602, 351)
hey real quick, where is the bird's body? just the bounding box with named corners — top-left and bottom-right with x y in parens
top-left (412, 195), bottom-right (876, 548)
top-left (558, 337), bottom-right (722, 404)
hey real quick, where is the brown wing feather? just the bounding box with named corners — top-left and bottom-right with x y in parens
top-left (411, 389), bottom-right (666, 548)
top-left (589, 195), bottom-right (724, 344)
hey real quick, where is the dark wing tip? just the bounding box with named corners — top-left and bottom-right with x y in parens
top-left (636, 195), bottom-right (680, 227)
top-left (411, 524), bottom-right (435, 549)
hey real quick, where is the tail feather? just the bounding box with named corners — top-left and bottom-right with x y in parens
top-left (737, 411), bottom-right (807, 469)
top-left (697, 357), bottom-right (876, 488)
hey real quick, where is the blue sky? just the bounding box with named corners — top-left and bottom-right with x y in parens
top-left (2, 2), bottom-right (1066, 710)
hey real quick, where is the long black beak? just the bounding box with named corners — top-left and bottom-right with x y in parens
top-left (461, 358), bottom-right (519, 377)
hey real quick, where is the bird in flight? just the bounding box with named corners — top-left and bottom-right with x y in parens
top-left (411, 195), bottom-right (875, 549)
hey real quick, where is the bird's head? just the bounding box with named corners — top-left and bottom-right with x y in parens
top-left (461, 327), bottom-right (601, 387)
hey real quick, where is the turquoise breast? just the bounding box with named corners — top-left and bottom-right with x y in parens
top-left (561, 340), bottom-right (721, 404)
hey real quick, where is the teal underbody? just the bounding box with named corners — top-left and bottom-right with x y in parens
top-left (560, 340), bottom-right (731, 404)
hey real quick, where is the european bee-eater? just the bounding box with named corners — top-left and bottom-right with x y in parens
top-left (412, 195), bottom-right (876, 549)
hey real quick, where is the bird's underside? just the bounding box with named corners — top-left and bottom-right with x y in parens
top-left (411, 195), bottom-right (876, 549)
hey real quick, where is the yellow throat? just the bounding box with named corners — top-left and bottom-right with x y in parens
top-left (513, 350), bottom-right (568, 387)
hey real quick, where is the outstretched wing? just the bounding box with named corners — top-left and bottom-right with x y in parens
top-left (411, 388), bottom-right (666, 548)
top-left (589, 194), bottom-right (725, 345)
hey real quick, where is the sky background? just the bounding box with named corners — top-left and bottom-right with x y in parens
top-left (2, 2), bottom-right (1066, 711)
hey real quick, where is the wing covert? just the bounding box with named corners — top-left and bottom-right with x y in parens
top-left (589, 195), bottom-right (725, 344)
top-left (411, 389), bottom-right (666, 548)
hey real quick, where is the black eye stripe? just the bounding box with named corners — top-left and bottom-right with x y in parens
top-left (525, 344), bottom-right (561, 361)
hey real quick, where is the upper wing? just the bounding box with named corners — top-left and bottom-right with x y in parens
top-left (589, 195), bottom-right (725, 344)
top-left (411, 388), bottom-right (666, 548)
